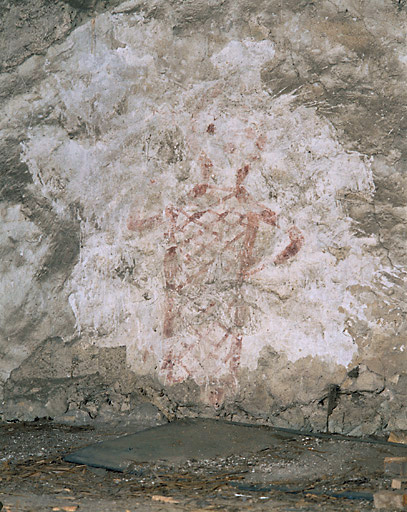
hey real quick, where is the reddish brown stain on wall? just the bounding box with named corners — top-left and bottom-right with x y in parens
top-left (191, 184), bottom-right (208, 197)
top-left (161, 348), bottom-right (191, 383)
top-left (274, 227), bottom-right (304, 265)
top-left (198, 152), bottom-right (213, 182)
top-left (128, 147), bottom-right (304, 393)
top-left (256, 134), bottom-right (267, 150)
top-left (238, 212), bottom-right (259, 280)
top-left (206, 123), bottom-right (215, 134)
top-left (260, 208), bottom-right (277, 226)
top-left (236, 165), bottom-right (250, 187)
top-left (127, 212), bottom-right (161, 232)
top-left (163, 295), bottom-right (176, 338)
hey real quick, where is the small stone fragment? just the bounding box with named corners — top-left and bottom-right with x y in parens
top-left (384, 457), bottom-right (407, 476)
top-left (393, 479), bottom-right (407, 490)
top-left (52, 507), bottom-right (78, 512)
top-left (152, 495), bottom-right (179, 504)
top-left (373, 490), bottom-right (407, 509)
top-left (389, 432), bottom-right (407, 445)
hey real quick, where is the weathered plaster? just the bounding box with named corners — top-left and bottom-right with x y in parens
top-left (0, 0), bottom-right (406, 430)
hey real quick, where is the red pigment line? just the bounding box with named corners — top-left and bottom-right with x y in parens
top-left (212, 327), bottom-right (243, 369)
top-left (235, 185), bottom-right (250, 202)
top-left (198, 208), bottom-right (243, 228)
top-left (227, 212), bottom-right (248, 226)
top-left (163, 246), bottom-right (180, 291)
top-left (223, 334), bottom-right (242, 366)
top-left (178, 208), bottom-right (206, 227)
top-left (194, 209), bottom-right (224, 225)
top-left (222, 230), bottom-right (245, 250)
top-left (191, 184), bottom-right (209, 198)
top-left (190, 323), bottom-right (217, 344)
top-left (183, 252), bottom-right (192, 263)
top-left (165, 206), bottom-right (179, 223)
top-left (199, 152), bottom-right (213, 182)
top-left (274, 226), bottom-right (304, 265)
top-left (164, 207), bottom-right (180, 243)
top-left (214, 330), bottom-right (232, 350)
top-left (238, 212), bottom-right (259, 279)
top-left (236, 164), bottom-right (250, 187)
top-left (245, 264), bottom-right (265, 277)
top-left (190, 325), bottom-right (203, 339)
top-left (212, 191), bottom-right (236, 206)
top-left (184, 257), bottom-right (217, 286)
top-left (205, 211), bottom-right (226, 226)
top-left (180, 210), bottom-right (225, 239)
top-left (207, 209), bottom-right (229, 221)
top-left (163, 295), bottom-right (176, 338)
top-left (238, 208), bottom-right (276, 229)
top-left (260, 208), bottom-right (277, 226)
top-left (163, 246), bottom-right (186, 291)
top-left (192, 184), bottom-right (250, 212)
top-left (161, 349), bottom-right (191, 383)
top-left (190, 184), bottom-right (234, 199)
top-left (195, 185), bottom-right (246, 211)
top-left (256, 134), bottom-right (267, 150)
top-left (182, 251), bottom-right (217, 281)
top-left (215, 319), bottom-right (234, 336)
top-left (127, 213), bottom-right (162, 232)
top-left (178, 209), bottom-right (222, 239)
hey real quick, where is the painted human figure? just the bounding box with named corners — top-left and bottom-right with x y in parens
top-left (128, 154), bottom-right (303, 404)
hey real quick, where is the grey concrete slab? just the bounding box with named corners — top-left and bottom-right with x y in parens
top-left (64, 419), bottom-right (288, 471)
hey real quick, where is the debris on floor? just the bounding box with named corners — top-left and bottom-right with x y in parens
top-left (392, 478), bottom-right (407, 490)
top-left (384, 457), bottom-right (407, 477)
top-left (1, 418), bottom-right (407, 511)
top-left (373, 442), bottom-right (407, 509)
top-left (373, 490), bottom-right (407, 510)
top-left (388, 433), bottom-right (407, 445)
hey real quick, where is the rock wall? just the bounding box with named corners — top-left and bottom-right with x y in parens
top-left (1, 0), bottom-right (406, 433)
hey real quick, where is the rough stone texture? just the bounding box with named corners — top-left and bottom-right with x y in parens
top-left (0, 0), bottom-right (406, 431)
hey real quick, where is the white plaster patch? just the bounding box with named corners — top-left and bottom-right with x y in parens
top-left (17, 9), bottom-right (382, 403)
top-left (210, 39), bottom-right (275, 72)
top-left (210, 39), bottom-right (275, 89)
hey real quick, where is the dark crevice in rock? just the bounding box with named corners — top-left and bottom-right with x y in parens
top-left (0, 138), bottom-right (33, 203)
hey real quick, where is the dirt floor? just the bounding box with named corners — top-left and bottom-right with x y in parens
top-left (1, 419), bottom-right (406, 511)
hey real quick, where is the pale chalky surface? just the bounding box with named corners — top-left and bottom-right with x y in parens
top-left (0, 0), bottom-right (406, 431)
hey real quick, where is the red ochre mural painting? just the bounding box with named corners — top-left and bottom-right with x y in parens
top-left (128, 141), bottom-right (304, 406)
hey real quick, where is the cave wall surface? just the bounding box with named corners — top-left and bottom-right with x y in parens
top-left (0, 0), bottom-right (406, 433)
